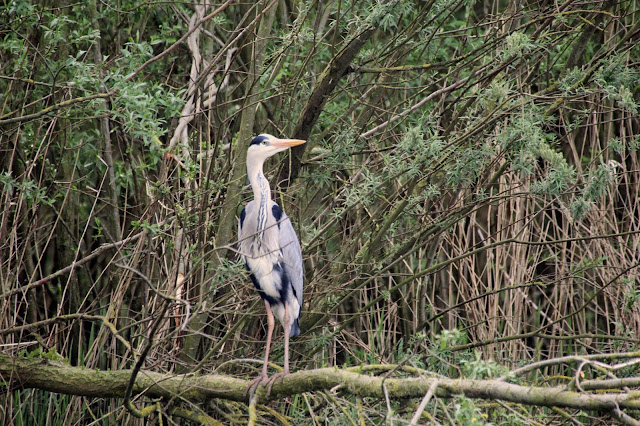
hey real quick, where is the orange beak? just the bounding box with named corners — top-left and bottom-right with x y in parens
top-left (270, 138), bottom-right (306, 148)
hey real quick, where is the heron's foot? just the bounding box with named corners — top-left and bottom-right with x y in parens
top-left (265, 370), bottom-right (289, 397)
top-left (245, 373), bottom-right (268, 400)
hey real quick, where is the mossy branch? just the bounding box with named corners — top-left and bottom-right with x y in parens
top-left (1, 353), bottom-right (639, 412)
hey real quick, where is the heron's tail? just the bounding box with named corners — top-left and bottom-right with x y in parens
top-left (290, 318), bottom-right (300, 337)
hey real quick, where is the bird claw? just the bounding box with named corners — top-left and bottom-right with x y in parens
top-left (245, 371), bottom-right (289, 399)
top-left (264, 371), bottom-right (288, 397)
top-left (245, 374), bottom-right (268, 400)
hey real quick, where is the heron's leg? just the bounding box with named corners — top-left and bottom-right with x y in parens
top-left (282, 303), bottom-right (291, 374)
top-left (245, 300), bottom-right (275, 399)
top-left (266, 303), bottom-right (292, 396)
top-left (262, 301), bottom-right (276, 377)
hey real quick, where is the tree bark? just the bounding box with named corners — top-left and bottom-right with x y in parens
top-left (179, 0), bottom-right (278, 367)
top-left (2, 353), bottom-right (640, 412)
top-left (89, 0), bottom-right (122, 243)
top-left (275, 26), bottom-right (376, 190)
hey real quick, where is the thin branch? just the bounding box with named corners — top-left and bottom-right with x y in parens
top-left (1, 231), bottom-right (146, 299)
top-left (123, 0), bottom-right (236, 82)
top-left (0, 91), bottom-right (115, 125)
top-left (0, 313), bottom-right (135, 355)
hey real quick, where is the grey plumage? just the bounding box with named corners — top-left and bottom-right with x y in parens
top-left (238, 198), bottom-right (303, 335)
top-left (238, 133), bottom-right (305, 392)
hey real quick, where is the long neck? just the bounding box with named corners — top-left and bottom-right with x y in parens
top-left (247, 157), bottom-right (271, 235)
top-left (247, 159), bottom-right (270, 203)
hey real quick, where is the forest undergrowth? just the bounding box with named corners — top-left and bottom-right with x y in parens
top-left (1, 0), bottom-right (639, 424)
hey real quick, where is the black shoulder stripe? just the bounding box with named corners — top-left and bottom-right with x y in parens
top-left (240, 207), bottom-right (246, 229)
top-left (272, 204), bottom-right (283, 228)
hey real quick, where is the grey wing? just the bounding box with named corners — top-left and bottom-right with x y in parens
top-left (276, 208), bottom-right (304, 308)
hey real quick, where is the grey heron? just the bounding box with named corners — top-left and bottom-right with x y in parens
top-left (238, 133), bottom-right (305, 396)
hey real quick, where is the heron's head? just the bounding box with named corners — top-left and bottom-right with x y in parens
top-left (247, 134), bottom-right (306, 163)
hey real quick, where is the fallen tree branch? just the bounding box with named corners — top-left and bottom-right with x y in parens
top-left (1, 353), bottom-right (640, 412)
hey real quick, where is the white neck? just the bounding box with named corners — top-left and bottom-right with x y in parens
top-left (247, 156), bottom-right (270, 203)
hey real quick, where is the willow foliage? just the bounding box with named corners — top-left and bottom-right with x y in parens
top-left (1, 0), bottom-right (639, 424)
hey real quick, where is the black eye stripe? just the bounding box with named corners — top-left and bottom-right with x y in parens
top-left (250, 135), bottom-right (268, 146)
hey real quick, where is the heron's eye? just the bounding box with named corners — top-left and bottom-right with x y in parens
top-left (261, 140), bottom-right (268, 146)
